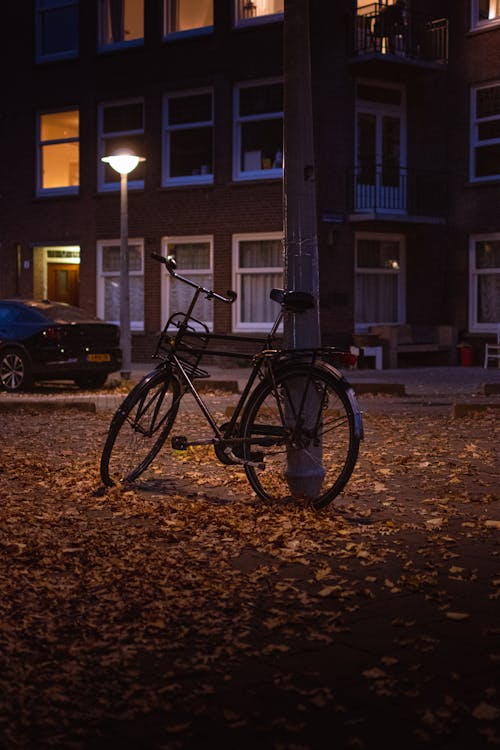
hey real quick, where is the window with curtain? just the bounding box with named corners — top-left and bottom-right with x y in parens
top-left (38, 109), bottom-right (79, 195)
top-left (161, 237), bottom-right (213, 328)
top-left (36, 0), bottom-right (78, 62)
top-left (233, 234), bottom-right (283, 331)
top-left (97, 241), bottom-right (144, 330)
top-left (162, 91), bottom-right (214, 185)
top-left (470, 236), bottom-right (500, 331)
top-left (234, 81), bottom-right (283, 181)
top-left (99, 0), bottom-right (144, 48)
top-left (98, 100), bottom-right (145, 190)
top-left (472, 0), bottom-right (500, 26)
top-left (355, 235), bottom-right (404, 328)
top-left (164, 0), bottom-right (213, 35)
top-left (471, 82), bottom-right (500, 181)
top-left (235, 0), bottom-right (284, 24)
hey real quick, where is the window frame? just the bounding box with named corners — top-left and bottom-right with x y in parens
top-left (233, 78), bottom-right (284, 182)
top-left (160, 235), bottom-right (214, 330)
top-left (97, 98), bottom-right (145, 192)
top-left (470, 0), bottom-right (500, 30)
top-left (36, 0), bottom-right (79, 63)
top-left (162, 89), bottom-right (214, 187)
top-left (163, 0), bottom-right (214, 39)
top-left (97, 0), bottom-right (145, 51)
top-left (234, 0), bottom-right (284, 28)
top-left (354, 232), bottom-right (406, 332)
top-left (96, 239), bottom-right (145, 331)
top-left (36, 107), bottom-right (80, 197)
top-left (469, 233), bottom-right (500, 333)
top-left (470, 81), bottom-right (500, 182)
top-left (232, 232), bottom-right (284, 332)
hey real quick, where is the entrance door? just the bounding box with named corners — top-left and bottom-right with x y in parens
top-left (47, 264), bottom-right (80, 306)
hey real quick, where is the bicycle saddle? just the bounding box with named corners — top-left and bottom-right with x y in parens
top-left (270, 288), bottom-right (315, 313)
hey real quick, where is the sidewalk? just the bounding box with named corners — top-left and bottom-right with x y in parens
top-left (0, 365), bottom-right (500, 415)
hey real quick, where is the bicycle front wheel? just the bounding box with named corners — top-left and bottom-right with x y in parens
top-left (241, 364), bottom-right (361, 509)
top-left (100, 368), bottom-right (181, 486)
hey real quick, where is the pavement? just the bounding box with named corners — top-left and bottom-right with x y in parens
top-left (1, 364), bottom-right (500, 417)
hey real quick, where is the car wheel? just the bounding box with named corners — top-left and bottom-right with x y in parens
top-left (74, 373), bottom-right (108, 390)
top-left (0, 349), bottom-right (32, 392)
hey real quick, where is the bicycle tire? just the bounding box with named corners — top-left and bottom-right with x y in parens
top-left (240, 363), bottom-right (361, 509)
top-left (100, 368), bottom-right (181, 486)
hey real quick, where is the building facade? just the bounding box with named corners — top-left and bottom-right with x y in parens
top-left (1, 1), bottom-right (499, 363)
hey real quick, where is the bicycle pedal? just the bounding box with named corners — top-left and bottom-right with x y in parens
top-left (172, 435), bottom-right (188, 451)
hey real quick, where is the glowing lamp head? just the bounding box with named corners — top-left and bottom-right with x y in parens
top-left (101, 149), bottom-right (145, 175)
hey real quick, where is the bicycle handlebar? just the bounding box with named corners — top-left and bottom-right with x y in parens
top-left (151, 253), bottom-right (237, 304)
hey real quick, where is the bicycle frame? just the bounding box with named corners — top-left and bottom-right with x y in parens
top-left (149, 253), bottom-right (360, 464)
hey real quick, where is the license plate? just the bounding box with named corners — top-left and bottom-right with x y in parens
top-left (87, 353), bottom-right (111, 363)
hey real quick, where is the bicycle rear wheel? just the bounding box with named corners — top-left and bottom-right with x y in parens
top-left (241, 364), bottom-right (361, 509)
top-left (100, 368), bottom-right (181, 486)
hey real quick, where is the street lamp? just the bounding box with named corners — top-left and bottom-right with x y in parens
top-left (101, 148), bottom-right (145, 380)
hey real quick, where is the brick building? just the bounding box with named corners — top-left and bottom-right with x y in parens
top-left (1, 1), bottom-right (499, 364)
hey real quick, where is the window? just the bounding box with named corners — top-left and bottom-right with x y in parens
top-left (471, 83), bottom-right (500, 181)
top-left (98, 0), bottom-right (144, 49)
top-left (355, 234), bottom-right (405, 329)
top-left (470, 235), bottom-right (500, 332)
top-left (235, 0), bottom-right (284, 25)
top-left (162, 91), bottom-right (213, 186)
top-left (471, 0), bottom-right (500, 28)
top-left (161, 237), bottom-right (213, 329)
top-left (97, 240), bottom-right (144, 331)
top-left (36, 0), bottom-right (78, 62)
top-left (98, 100), bottom-right (145, 190)
top-left (233, 233), bottom-right (283, 331)
top-left (37, 110), bottom-right (79, 196)
top-left (234, 81), bottom-right (283, 181)
top-left (164, 0), bottom-right (213, 36)
top-left (355, 81), bottom-right (406, 212)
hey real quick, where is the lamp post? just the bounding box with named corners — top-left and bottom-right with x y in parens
top-left (101, 149), bottom-right (145, 380)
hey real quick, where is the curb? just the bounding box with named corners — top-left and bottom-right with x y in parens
top-left (0, 398), bottom-right (97, 413)
top-left (350, 382), bottom-right (406, 396)
top-left (452, 401), bottom-right (500, 417)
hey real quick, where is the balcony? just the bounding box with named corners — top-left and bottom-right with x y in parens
top-left (348, 166), bottom-right (447, 221)
top-left (352, 5), bottom-right (448, 67)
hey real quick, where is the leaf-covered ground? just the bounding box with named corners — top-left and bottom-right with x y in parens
top-left (0, 403), bottom-right (499, 750)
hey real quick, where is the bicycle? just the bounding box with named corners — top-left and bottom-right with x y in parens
top-left (100, 254), bottom-right (364, 509)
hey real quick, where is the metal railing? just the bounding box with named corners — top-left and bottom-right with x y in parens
top-left (348, 166), bottom-right (448, 216)
top-left (353, 5), bottom-right (448, 64)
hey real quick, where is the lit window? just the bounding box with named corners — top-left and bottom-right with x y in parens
top-left (162, 91), bottom-right (213, 186)
top-left (161, 237), bottom-right (214, 329)
top-left (36, 0), bottom-right (78, 62)
top-left (234, 81), bottom-right (283, 181)
top-left (97, 240), bottom-right (144, 330)
top-left (164, 0), bottom-right (213, 36)
top-left (471, 0), bottom-right (500, 27)
top-left (233, 234), bottom-right (283, 331)
top-left (471, 82), bottom-right (500, 181)
top-left (235, 0), bottom-right (284, 25)
top-left (355, 234), bottom-right (405, 329)
top-left (469, 235), bottom-right (500, 332)
top-left (98, 0), bottom-right (144, 48)
top-left (37, 110), bottom-right (79, 195)
top-left (98, 100), bottom-right (145, 191)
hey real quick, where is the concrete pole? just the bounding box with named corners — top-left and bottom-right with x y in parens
top-left (119, 171), bottom-right (131, 380)
top-left (283, 0), bottom-right (324, 499)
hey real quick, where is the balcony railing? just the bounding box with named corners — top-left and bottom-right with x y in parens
top-left (353, 5), bottom-right (448, 65)
top-left (348, 166), bottom-right (447, 217)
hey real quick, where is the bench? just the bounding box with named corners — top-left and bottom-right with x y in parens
top-left (369, 324), bottom-right (458, 368)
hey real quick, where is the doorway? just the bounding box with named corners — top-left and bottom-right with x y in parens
top-left (47, 263), bottom-right (80, 306)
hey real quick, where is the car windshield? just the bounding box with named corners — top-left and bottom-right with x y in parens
top-left (30, 303), bottom-right (100, 323)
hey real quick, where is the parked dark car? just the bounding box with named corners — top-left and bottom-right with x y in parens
top-left (0, 300), bottom-right (122, 392)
